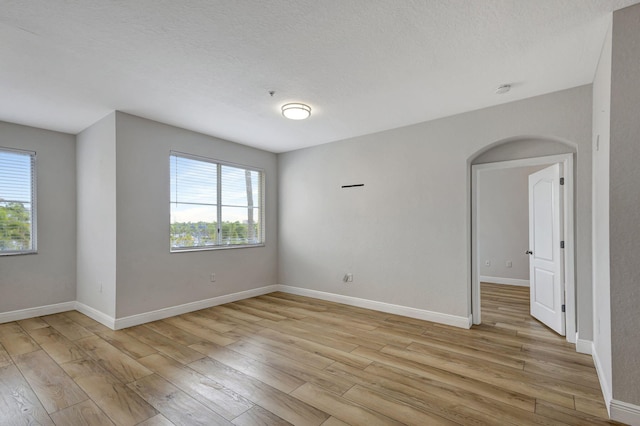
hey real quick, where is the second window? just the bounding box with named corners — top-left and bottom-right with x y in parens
top-left (170, 152), bottom-right (264, 251)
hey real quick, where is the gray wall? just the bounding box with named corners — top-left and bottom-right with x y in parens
top-left (114, 113), bottom-right (278, 318)
top-left (279, 86), bottom-right (592, 323)
top-left (477, 165), bottom-right (547, 283)
top-left (610, 3), bottom-right (640, 406)
top-left (0, 121), bottom-right (76, 312)
top-left (592, 16), bottom-right (613, 402)
top-left (76, 113), bottom-right (117, 317)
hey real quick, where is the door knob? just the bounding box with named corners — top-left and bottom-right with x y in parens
top-left (526, 250), bottom-right (533, 255)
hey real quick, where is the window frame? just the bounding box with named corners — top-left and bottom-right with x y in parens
top-left (0, 146), bottom-right (37, 256)
top-left (169, 150), bottom-right (265, 253)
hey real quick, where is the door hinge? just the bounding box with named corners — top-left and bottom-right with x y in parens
top-left (560, 177), bottom-right (565, 185)
top-left (562, 304), bottom-right (566, 313)
top-left (560, 241), bottom-right (565, 249)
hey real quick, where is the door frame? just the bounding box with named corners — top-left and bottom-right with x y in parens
top-left (471, 153), bottom-right (575, 343)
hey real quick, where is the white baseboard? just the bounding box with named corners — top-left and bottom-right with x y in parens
top-left (277, 285), bottom-right (472, 329)
top-left (589, 346), bottom-right (639, 426)
top-left (480, 276), bottom-right (530, 287)
top-left (0, 301), bottom-right (76, 324)
top-left (74, 302), bottom-right (116, 329)
top-left (592, 343), bottom-right (613, 416)
top-left (576, 335), bottom-right (592, 354)
top-left (113, 285), bottom-right (280, 330)
top-left (611, 399), bottom-right (640, 426)
top-left (1, 284), bottom-right (471, 332)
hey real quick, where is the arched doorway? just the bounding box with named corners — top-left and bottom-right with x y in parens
top-left (469, 137), bottom-right (577, 343)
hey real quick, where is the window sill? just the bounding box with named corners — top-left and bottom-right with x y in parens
top-left (0, 250), bottom-right (37, 257)
top-left (170, 243), bottom-right (265, 253)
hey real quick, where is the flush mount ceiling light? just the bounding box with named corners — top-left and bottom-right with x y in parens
top-left (495, 84), bottom-right (511, 94)
top-left (282, 103), bottom-right (311, 120)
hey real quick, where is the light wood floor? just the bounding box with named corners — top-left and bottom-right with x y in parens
top-left (0, 283), bottom-right (624, 425)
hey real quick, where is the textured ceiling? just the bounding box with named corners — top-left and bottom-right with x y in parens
top-left (0, 0), bottom-right (637, 153)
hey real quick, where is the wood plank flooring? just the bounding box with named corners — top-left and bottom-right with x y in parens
top-left (0, 283), bottom-right (625, 425)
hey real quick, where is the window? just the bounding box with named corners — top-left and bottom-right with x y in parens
top-left (170, 152), bottom-right (264, 251)
top-left (0, 147), bottom-right (36, 255)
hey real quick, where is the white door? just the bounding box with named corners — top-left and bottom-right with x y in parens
top-left (528, 163), bottom-right (565, 335)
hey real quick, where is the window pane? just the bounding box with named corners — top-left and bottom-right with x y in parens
top-left (170, 203), bottom-right (217, 249)
top-left (170, 155), bottom-right (217, 205)
top-left (0, 201), bottom-right (32, 251)
top-left (0, 151), bottom-right (32, 203)
top-left (0, 149), bottom-right (34, 253)
top-left (221, 165), bottom-right (259, 207)
top-left (221, 207), bottom-right (261, 245)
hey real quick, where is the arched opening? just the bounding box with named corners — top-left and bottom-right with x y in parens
top-left (468, 136), bottom-right (578, 343)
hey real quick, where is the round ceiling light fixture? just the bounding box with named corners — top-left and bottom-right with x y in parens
top-left (495, 84), bottom-right (511, 94)
top-left (282, 103), bottom-right (311, 120)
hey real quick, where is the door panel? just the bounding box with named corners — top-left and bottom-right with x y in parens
top-left (533, 180), bottom-right (554, 261)
top-left (534, 269), bottom-right (555, 309)
top-left (528, 163), bottom-right (565, 335)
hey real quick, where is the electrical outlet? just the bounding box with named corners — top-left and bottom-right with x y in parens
top-left (484, 260), bottom-right (491, 267)
top-left (210, 273), bottom-right (216, 282)
top-left (344, 273), bottom-right (353, 283)
top-left (506, 261), bottom-right (512, 268)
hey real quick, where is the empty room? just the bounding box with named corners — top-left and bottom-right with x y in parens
top-left (0, 1), bottom-right (639, 425)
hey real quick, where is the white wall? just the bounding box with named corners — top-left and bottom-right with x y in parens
top-left (76, 113), bottom-right (117, 317)
top-left (477, 165), bottom-right (547, 285)
top-left (610, 3), bottom-right (640, 408)
top-left (279, 86), bottom-right (592, 323)
top-left (591, 15), bottom-right (612, 406)
top-left (114, 113), bottom-right (278, 318)
top-left (0, 121), bottom-right (76, 313)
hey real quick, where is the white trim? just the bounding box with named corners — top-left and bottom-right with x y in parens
top-left (563, 156), bottom-right (576, 344)
top-left (0, 301), bottom-right (75, 324)
top-left (479, 276), bottom-right (529, 287)
top-left (471, 153), bottom-right (576, 344)
top-left (592, 343), bottom-right (613, 415)
top-left (0, 284), bottom-right (472, 331)
top-left (113, 285), bottom-right (280, 330)
top-left (472, 154), bottom-right (575, 172)
top-left (278, 285), bottom-right (472, 329)
top-left (74, 302), bottom-right (116, 329)
top-left (575, 335), bottom-right (592, 354)
top-left (611, 400), bottom-right (640, 425)
top-left (0, 285), bottom-right (472, 331)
